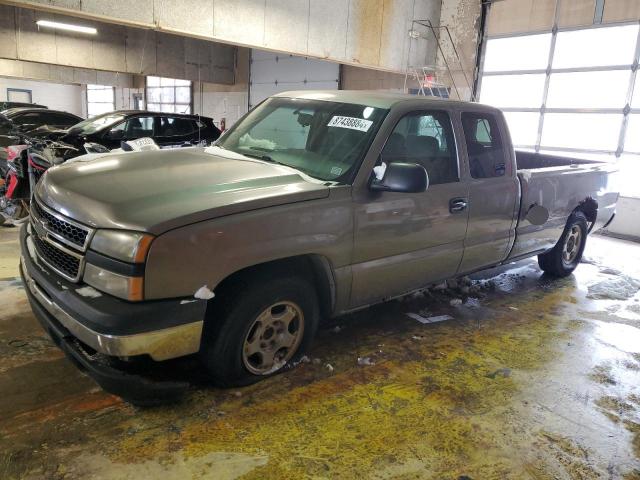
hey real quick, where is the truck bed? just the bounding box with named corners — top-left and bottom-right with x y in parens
top-left (507, 150), bottom-right (618, 260)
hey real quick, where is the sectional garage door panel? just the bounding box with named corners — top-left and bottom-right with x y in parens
top-left (249, 51), bottom-right (339, 108)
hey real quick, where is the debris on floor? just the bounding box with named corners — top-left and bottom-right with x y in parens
top-left (357, 357), bottom-right (375, 366)
top-left (406, 313), bottom-right (454, 324)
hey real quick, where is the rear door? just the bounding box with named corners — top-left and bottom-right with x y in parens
top-left (350, 109), bottom-right (469, 307)
top-left (457, 110), bottom-right (519, 273)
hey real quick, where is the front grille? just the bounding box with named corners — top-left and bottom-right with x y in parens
top-left (32, 234), bottom-right (80, 280)
top-left (32, 201), bottom-right (89, 249)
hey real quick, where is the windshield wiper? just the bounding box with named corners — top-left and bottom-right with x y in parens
top-left (242, 152), bottom-right (275, 163)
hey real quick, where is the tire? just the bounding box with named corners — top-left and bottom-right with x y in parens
top-left (538, 211), bottom-right (588, 277)
top-left (199, 273), bottom-right (319, 387)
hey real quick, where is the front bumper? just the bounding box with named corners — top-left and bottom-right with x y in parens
top-left (20, 223), bottom-right (207, 361)
top-left (20, 223), bottom-right (209, 402)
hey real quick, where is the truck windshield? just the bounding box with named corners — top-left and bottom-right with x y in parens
top-left (216, 97), bottom-right (388, 183)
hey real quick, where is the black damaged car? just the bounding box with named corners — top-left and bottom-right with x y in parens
top-left (56, 110), bottom-right (222, 150)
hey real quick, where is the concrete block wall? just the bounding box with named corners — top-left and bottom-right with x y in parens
top-left (341, 65), bottom-right (406, 92)
top-left (2, 0), bottom-right (442, 74)
top-left (0, 4), bottom-right (236, 84)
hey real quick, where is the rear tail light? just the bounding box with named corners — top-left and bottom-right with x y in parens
top-left (6, 145), bottom-right (28, 163)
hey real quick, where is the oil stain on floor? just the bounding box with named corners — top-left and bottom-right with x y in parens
top-left (1, 228), bottom-right (639, 479)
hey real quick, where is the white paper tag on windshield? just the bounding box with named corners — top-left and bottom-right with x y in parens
top-left (327, 116), bottom-right (373, 132)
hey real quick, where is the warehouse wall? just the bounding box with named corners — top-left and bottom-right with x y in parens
top-left (0, 4), bottom-right (236, 84)
top-left (0, 0), bottom-right (442, 74)
top-left (0, 76), bottom-right (83, 115)
top-left (341, 65), bottom-right (406, 92)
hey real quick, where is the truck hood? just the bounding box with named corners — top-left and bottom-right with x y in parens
top-left (36, 147), bottom-right (330, 234)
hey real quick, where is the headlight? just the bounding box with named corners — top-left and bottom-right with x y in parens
top-left (90, 230), bottom-right (154, 263)
top-left (83, 263), bottom-right (144, 301)
top-left (84, 230), bottom-right (153, 300)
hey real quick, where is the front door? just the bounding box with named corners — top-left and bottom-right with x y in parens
top-left (350, 110), bottom-right (469, 308)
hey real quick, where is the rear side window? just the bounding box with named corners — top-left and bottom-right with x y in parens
top-left (43, 112), bottom-right (79, 127)
top-left (381, 111), bottom-right (458, 185)
top-left (461, 112), bottom-right (507, 179)
top-left (157, 117), bottom-right (197, 136)
top-left (12, 112), bottom-right (43, 125)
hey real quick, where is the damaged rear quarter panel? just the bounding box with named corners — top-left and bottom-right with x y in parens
top-left (144, 186), bottom-right (354, 303)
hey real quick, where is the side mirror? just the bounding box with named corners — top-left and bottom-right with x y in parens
top-left (370, 162), bottom-right (429, 193)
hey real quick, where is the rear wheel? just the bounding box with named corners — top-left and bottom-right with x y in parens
top-left (199, 274), bottom-right (319, 387)
top-left (538, 211), bottom-right (588, 277)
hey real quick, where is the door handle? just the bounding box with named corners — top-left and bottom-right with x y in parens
top-left (449, 198), bottom-right (468, 213)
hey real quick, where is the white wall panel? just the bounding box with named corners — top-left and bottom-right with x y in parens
top-left (0, 76), bottom-right (83, 116)
top-left (249, 51), bottom-right (339, 108)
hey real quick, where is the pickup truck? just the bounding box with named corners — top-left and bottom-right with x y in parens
top-left (20, 91), bottom-right (619, 403)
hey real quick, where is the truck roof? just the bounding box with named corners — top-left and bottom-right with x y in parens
top-left (273, 90), bottom-right (498, 111)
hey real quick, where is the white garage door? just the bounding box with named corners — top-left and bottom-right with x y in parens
top-left (249, 50), bottom-right (339, 109)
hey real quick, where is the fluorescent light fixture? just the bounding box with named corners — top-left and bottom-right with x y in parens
top-left (36, 20), bottom-right (97, 35)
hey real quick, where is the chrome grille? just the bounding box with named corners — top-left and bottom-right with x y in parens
top-left (32, 234), bottom-right (81, 280)
top-left (31, 200), bottom-right (91, 250)
top-left (29, 198), bottom-right (93, 282)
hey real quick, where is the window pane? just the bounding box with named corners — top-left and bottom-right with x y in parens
top-left (503, 111), bottom-right (540, 146)
top-left (160, 104), bottom-right (176, 113)
top-left (547, 70), bottom-right (631, 109)
top-left (461, 112), bottom-right (507, 178)
top-left (147, 76), bottom-right (161, 86)
top-left (553, 25), bottom-right (639, 69)
top-left (480, 74), bottom-right (546, 108)
top-left (147, 88), bottom-right (161, 103)
top-left (160, 87), bottom-right (175, 103)
top-left (87, 88), bottom-right (114, 103)
top-left (176, 86), bottom-right (191, 103)
top-left (624, 114), bottom-right (640, 153)
top-left (147, 103), bottom-right (161, 112)
top-left (88, 102), bottom-right (114, 117)
top-left (160, 77), bottom-right (176, 86)
top-left (483, 34), bottom-right (552, 72)
top-left (381, 111), bottom-right (458, 184)
top-left (174, 104), bottom-right (191, 114)
top-left (175, 79), bottom-right (191, 86)
top-left (541, 113), bottom-right (622, 151)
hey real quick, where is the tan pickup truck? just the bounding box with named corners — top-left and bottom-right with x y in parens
top-left (20, 91), bottom-right (618, 403)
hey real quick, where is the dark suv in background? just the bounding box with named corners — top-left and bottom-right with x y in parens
top-left (59, 110), bottom-right (221, 150)
top-left (0, 108), bottom-right (83, 135)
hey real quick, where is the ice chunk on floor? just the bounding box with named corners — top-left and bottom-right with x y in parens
top-left (587, 275), bottom-right (640, 301)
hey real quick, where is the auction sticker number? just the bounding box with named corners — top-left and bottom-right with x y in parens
top-left (327, 116), bottom-right (373, 132)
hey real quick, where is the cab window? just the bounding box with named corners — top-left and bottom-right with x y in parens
top-left (461, 112), bottom-right (507, 179)
top-left (381, 111), bottom-right (458, 185)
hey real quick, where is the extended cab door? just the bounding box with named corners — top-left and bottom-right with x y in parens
top-left (350, 109), bottom-right (469, 308)
top-left (456, 109), bottom-right (519, 273)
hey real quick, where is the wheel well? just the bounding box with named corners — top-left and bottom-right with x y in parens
top-left (574, 197), bottom-right (598, 225)
top-left (212, 255), bottom-right (335, 319)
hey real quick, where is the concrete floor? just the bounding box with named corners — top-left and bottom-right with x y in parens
top-left (1, 225), bottom-right (639, 480)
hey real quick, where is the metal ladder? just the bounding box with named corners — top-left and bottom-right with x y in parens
top-left (404, 19), bottom-right (474, 101)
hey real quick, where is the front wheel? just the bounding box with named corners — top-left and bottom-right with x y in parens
top-left (199, 274), bottom-right (319, 387)
top-left (538, 211), bottom-right (588, 277)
